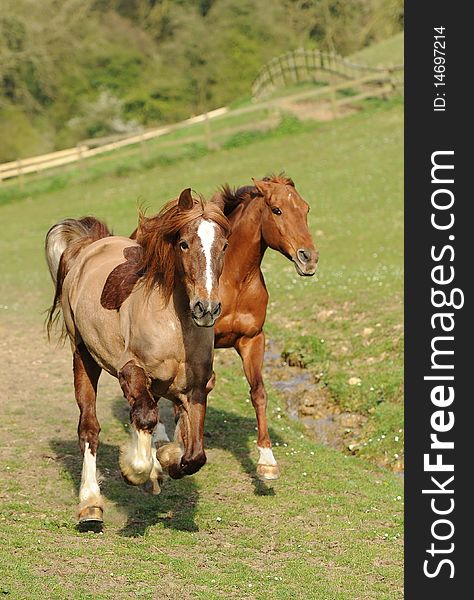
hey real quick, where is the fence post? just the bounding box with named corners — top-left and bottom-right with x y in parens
top-left (17, 159), bottom-right (24, 190)
top-left (388, 66), bottom-right (397, 94)
top-left (76, 144), bottom-right (84, 175)
top-left (279, 55), bottom-right (287, 87)
top-left (274, 57), bottom-right (285, 89)
top-left (288, 51), bottom-right (297, 83)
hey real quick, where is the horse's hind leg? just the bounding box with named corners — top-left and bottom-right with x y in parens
top-left (73, 344), bottom-right (103, 527)
top-left (235, 333), bottom-right (280, 481)
top-left (118, 361), bottom-right (158, 486)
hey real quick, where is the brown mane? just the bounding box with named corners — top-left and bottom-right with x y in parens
top-left (217, 184), bottom-right (259, 216)
top-left (263, 173), bottom-right (295, 187)
top-left (134, 195), bottom-right (230, 302)
top-left (216, 173), bottom-right (295, 216)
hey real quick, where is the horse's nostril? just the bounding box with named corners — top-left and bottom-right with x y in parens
top-left (193, 301), bottom-right (205, 317)
top-left (297, 249), bottom-right (311, 263)
top-left (212, 302), bottom-right (222, 317)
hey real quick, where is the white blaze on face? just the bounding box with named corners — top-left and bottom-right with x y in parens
top-left (197, 219), bottom-right (216, 296)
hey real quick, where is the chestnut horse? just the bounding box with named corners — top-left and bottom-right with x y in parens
top-left (212, 175), bottom-right (318, 480)
top-left (46, 189), bottom-right (229, 527)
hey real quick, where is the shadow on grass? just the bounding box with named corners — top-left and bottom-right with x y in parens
top-left (50, 396), bottom-right (284, 537)
top-left (204, 401), bottom-right (284, 498)
top-left (50, 435), bottom-right (200, 537)
top-left (153, 397), bottom-right (284, 497)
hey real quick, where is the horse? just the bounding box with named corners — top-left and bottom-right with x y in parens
top-left (211, 175), bottom-right (318, 480)
top-left (45, 188), bottom-right (230, 528)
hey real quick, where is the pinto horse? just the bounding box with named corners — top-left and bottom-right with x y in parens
top-left (46, 189), bottom-right (229, 527)
top-left (212, 175), bottom-right (318, 480)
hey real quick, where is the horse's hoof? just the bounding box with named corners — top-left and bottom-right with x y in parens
top-left (257, 464), bottom-right (280, 481)
top-left (119, 452), bottom-right (153, 486)
top-left (156, 442), bottom-right (182, 470)
top-left (142, 477), bottom-right (162, 495)
top-left (77, 506), bottom-right (103, 532)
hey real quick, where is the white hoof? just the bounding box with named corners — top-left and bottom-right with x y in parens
top-left (256, 446), bottom-right (280, 480)
top-left (144, 448), bottom-right (165, 495)
top-left (119, 427), bottom-right (153, 485)
top-left (77, 496), bottom-right (104, 531)
top-left (256, 463), bottom-right (281, 480)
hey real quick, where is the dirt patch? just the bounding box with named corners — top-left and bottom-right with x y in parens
top-left (276, 97), bottom-right (358, 121)
top-left (264, 341), bottom-right (367, 454)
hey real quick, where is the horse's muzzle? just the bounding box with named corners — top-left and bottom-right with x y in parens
top-left (294, 247), bottom-right (319, 276)
top-left (191, 299), bottom-right (222, 327)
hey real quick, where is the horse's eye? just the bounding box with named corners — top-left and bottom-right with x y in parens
top-left (223, 241), bottom-right (229, 252)
top-left (179, 240), bottom-right (189, 251)
top-left (272, 207), bottom-right (282, 216)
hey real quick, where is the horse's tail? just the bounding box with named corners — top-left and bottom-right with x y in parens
top-left (45, 217), bottom-right (111, 337)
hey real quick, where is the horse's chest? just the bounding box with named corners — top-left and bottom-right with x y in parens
top-left (216, 277), bottom-right (268, 343)
top-left (130, 323), bottom-right (213, 397)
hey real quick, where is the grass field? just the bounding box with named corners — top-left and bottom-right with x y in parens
top-left (0, 91), bottom-right (403, 597)
top-left (350, 32), bottom-right (404, 67)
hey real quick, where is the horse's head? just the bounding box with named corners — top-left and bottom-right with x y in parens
top-left (253, 177), bottom-right (318, 276)
top-left (135, 188), bottom-right (230, 327)
top-left (174, 189), bottom-right (230, 327)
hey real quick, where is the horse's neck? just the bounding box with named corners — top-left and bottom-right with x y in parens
top-left (226, 200), bottom-right (267, 281)
top-left (147, 278), bottom-right (189, 321)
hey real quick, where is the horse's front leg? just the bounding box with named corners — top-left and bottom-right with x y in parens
top-left (157, 388), bottom-right (207, 479)
top-left (73, 344), bottom-right (104, 528)
top-left (143, 409), bottom-right (170, 495)
top-left (118, 361), bottom-right (158, 486)
top-left (235, 332), bottom-right (280, 480)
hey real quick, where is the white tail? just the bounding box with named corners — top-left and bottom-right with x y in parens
top-left (45, 217), bottom-right (111, 285)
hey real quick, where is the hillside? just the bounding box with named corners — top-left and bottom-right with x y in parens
top-left (0, 97), bottom-right (403, 599)
top-left (0, 7), bottom-right (404, 594)
top-left (350, 31), bottom-right (404, 66)
top-left (0, 0), bottom-right (403, 162)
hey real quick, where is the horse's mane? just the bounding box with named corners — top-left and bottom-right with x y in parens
top-left (263, 174), bottom-right (295, 187)
top-left (217, 173), bottom-right (295, 216)
top-left (134, 195), bottom-right (230, 302)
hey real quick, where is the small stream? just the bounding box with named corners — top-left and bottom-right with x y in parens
top-left (264, 341), bottom-right (404, 477)
top-left (264, 342), bottom-right (368, 455)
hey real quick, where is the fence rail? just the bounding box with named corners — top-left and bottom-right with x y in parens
top-left (252, 48), bottom-right (403, 100)
top-left (1, 50), bottom-right (404, 183)
top-left (0, 107), bottom-right (228, 182)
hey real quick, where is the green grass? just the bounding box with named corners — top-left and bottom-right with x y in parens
top-left (0, 338), bottom-right (403, 599)
top-left (0, 108), bottom-right (285, 208)
top-left (0, 98), bottom-right (403, 597)
top-left (350, 32), bottom-right (404, 67)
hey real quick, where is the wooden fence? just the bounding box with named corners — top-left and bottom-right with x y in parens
top-left (252, 48), bottom-right (403, 100)
top-left (0, 107), bottom-right (228, 182)
top-left (1, 50), bottom-right (404, 183)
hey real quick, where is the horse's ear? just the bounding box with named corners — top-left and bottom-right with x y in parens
top-left (211, 191), bottom-right (226, 213)
top-left (178, 188), bottom-right (194, 211)
top-left (252, 179), bottom-right (270, 197)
